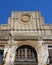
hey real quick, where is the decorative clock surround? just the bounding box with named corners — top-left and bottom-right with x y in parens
top-left (21, 14), bottom-right (30, 22)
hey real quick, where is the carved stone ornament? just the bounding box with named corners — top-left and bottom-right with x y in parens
top-left (21, 14), bottom-right (30, 22)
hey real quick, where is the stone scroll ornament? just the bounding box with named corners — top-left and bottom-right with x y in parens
top-left (2, 52), bottom-right (8, 65)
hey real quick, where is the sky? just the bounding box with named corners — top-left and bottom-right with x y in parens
top-left (0, 0), bottom-right (52, 24)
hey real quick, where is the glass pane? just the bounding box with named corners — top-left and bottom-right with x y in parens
top-left (0, 56), bottom-right (2, 62)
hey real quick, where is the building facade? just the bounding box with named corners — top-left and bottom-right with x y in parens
top-left (0, 11), bottom-right (52, 65)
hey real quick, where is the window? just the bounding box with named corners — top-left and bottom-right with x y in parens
top-left (15, 45), bottom-right (37, 61)
top-left (0, 50), bottom-right (4, 62)
top-left (14, 45), bottom-right (38, 65)
top-left (48, 46), bottom-right (52, 64)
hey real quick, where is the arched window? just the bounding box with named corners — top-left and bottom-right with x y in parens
top-left (14, 45), bottom-right (38, 65)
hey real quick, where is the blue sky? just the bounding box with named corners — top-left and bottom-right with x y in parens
top-left (0, 0), bottom-right (52, 24)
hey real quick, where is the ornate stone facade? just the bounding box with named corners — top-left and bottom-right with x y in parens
top-left (0, 11), bottom-right (52, 65)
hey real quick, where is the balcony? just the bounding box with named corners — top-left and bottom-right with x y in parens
top-left (14, 61), bottom-right (38, 65)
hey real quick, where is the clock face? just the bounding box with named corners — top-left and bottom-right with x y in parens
top-left (21, 15), bottom-right (30, 22)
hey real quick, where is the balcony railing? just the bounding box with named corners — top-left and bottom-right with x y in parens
top-left (14, 60), bottom-right (38, 65)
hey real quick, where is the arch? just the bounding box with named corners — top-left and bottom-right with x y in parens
top-left (16, 45), bottom-right (38, 60)
top-left (14, 44), bottom-right (38, 65)
top-left (15, 41), bottom-right (39, 54)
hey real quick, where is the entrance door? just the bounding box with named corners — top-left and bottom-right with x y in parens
top-left (14, 45), bottom-right (38, 65)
